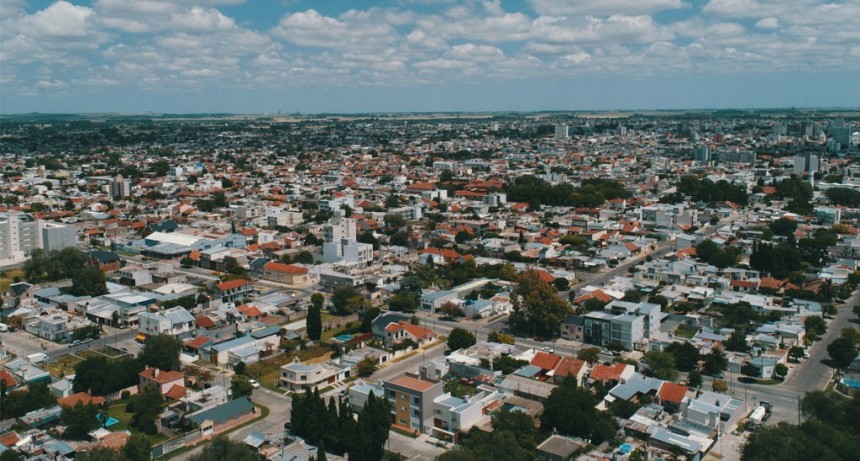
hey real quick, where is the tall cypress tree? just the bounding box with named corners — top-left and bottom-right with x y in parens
top-left (307, 302), bottom-right (322, 342)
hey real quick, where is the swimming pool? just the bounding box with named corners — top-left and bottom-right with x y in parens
top-left (618, 443), bottom-right (634, 454)
top-left (841, 377), bottom-right (860, 389)
top-left (335, 334), bottom-right (353, 342)
top-left (97, 415), bottom-right (120, 427)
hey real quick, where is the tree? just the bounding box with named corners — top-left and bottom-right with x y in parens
top-left (73, 356), bottom-right (142, 396)
top-left (331, 286), bottom-right (359, 314)
top-left (316, 442), bottom-right (328, 461)
top-left (360, 307), bottom-right (381, 333)
top-left (774, 363), bottom-right (788, 379)
top-left (687, 370), bottom-right (703, 388)
top-left (788, 346), bottom-right (805, 362)
top-left (356, 358), bottom-right (377, 378)
top-left (447, 328), bottom-right (476, 352)
top-left (703, 347), bottom-right (729, 376)
top-left (541, 378), bottom-right (618, 444)
top-left (122, 433), bottom-right (152, 461)
top-left (439, 301), bottom-right (463, 319)
top-left (307, 297), bottom-right (322, 342)
top-left (139, 334), bottom-right (182, 371)
top-left (643, 350), bottom-right (678, 381)
top-left (712, 379), bottom-right (728, 393)
top-left (577, 347), bottom-right (601, 363)
top-left (388, 292), bottom-right (419, 312)
top-left (231, 376), bottom-right (254, 399)
top-left (487, 330), bottom-right (515, 345)
top-left (804, 316), bottom-right (827, 340)
top-left (725, 331), bottom-right (749, 352)
top-left (665, 341), bottom-right (701, 372)
top-left (61, 402), bottom-right (100, 439)
top-left (622, 289), bottom-right (642, 302)
top-left (132, 384), bottom-right (163, 435)
top-left (0, 383), bottom-right (57, 419)
top-left (349, 392), bottom-right (390, 461)
top-left (189, 436), bottom-right (258, 461)
top-left (769, 217), bottom-right (798, 237)
top-left (73, 447), bottom-right (118, 461)
top-left (741, 362), bottom-right (760, 378)
top-left (509, 271), bottom-right (572, 338)
top-left (69, 266), bottom-right (108, 297)
top-left (826, 337), bottom-right (857, 368)
top-left (233, 361), bottom-right (246, 376)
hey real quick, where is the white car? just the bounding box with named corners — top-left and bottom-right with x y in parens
top-left (248, 379), bottom-right (260, 389)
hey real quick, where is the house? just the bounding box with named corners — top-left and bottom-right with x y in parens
top-left (370, 312), bottom-right (425, 345)
top-left (429, 389), bottom-right (502, 442)
top-left (213, 279), bottom-right (254, 303)
top-left (587, 363), bottom-right (635, 388)
top-left (87, 249), bottom-right (121, 272)
top-left (57, 392), bottom-right (106, 408)
top-left (550, 357), bottom-right (588, 386)
top-left (536, 434), bottom-right (586, 461)
top-left (138, 307), bottom-right (195, 339)
top-left (261, 261), bottom-right (309, 285)
top-left (498, 374), bottom-right (557, 402)
top-left (378, 321), bottom-right (436, 347)
top-left (138, 367), bottom-right (185, 395)
top-left (279, 357), bottom-right (350, 392)
top-left (384, 367), bottom-right (444, 434)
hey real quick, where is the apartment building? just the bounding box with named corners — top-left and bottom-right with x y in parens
top-left (384, 367), bottom-right (444, 434)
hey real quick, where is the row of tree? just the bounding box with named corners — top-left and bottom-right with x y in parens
top-left (506, 175), bottom-right (631, 208)
top-left (289, 388), bottom-right (390, 461)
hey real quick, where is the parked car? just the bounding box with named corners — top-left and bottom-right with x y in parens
top-left (713, 371), bottom-right (725, 379)
top-left (248, 379), bottom-right (260, 389)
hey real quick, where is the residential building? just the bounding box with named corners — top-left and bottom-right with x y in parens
top-left (261, 261), bottom-right (309, 284)
top-left (138, 307), bottom-right (196, 339)
top-left (139, 367), bottom-right (185, 395)
top-left (384, 367), bottom-right (444, 434)
top-left (279, 357), bottom-right (350, 392)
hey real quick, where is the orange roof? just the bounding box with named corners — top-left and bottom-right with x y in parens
top-left (139, 367), bottom-right (185, 384)
top-left (0, 369), bottom-right (17, 388)
top-left (58, 392), bottom-right (106, 408)
top-left (165, 384), bottom-right (187, 401)
top-left (394, 321), bottom-right (435, 340)
top-left (195, 316), bottom-right (216, 329)
top-left (263, 261), bottom-right (308, 275)
top-left (530, 269), bottom-right (555, 284)
top-left (237, 304), bottom-right (264, 317)
top-left (590, 363), bottom-right (627, 382)
top-left (0, 432), bottom-right (19, 447)
top-left (759, 277), bottom-right (788, 290)
top-left (185, 335), bottom-right (212, 349)
top-left (553, 357), bottom-right (586, 379)
top-left (658, 382), bottom-right (688, 404)
top-left (215, 279), bottom-right (252, 291)
top-left (730, 280), bottom-right (758, 288)
top-left (389, 375), bottom-right (436, 392)
top-left (530, 351), bottom-right (560, 371)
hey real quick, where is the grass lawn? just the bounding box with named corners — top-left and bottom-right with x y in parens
top-left (245, 345), bottom-right (332, 389)
top-left (444, 381), bottom-right (478, 399)
top-left (0, 269), bottom-right (24, 292)
top-left (106, 404), bottom-right (168, 444)
top-left (674, 324), bottom-right (697, 339)
top-left (45, 355), bottom-right (83, 378)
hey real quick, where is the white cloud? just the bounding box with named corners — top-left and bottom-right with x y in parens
top-left (272, 9), bottom-right (396, 50)
top-left (529, 0), bottom-right (685, 16)
top-left (170, 7), bottom-right (236, 33)
top-left (755, 17), bottom-right (779, 29)
top-left (448, 43), bottom-right (505, 62)
top-left (532, 15), bottom-right (674, 45)
top-left (23, 1), bottom-right (96, 38)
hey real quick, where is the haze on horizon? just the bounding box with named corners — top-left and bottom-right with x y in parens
top-left (1, 0), bottom-right (859, 114)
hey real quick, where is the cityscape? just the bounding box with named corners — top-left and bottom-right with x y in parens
top-left (2, 2), bottom-right (860, 461)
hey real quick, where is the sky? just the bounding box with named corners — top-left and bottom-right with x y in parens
top-left (1, 0), bottom-right (859, 114)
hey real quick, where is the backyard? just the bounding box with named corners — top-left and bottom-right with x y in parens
top-left (106, 403), bottom-right (169, 444)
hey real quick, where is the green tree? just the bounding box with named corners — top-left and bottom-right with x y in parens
top-left (189, 436), bottom-right (258, 461)
top-left (725, 331), bottom-right (749, 352)
top-left (69, 266), bottom-right (108, 297)
top-left (360, 307), bottom-right (381, 333)
top-left (132, 384), bottom-right (163, 435)
top-left (140, 334), bottom-right (182, 371)
top-left (541, 378), bottom-right (618, 444)
top-left (233, 361), bottom-right (246, 376)
top-left (509, 270), bottom-right (572, 338)
top-left (577, 347), bottom-right (601, 363)
top-left (804, 316), bottom-right (827, 340)
top-left (643, 350), bottom-right (679, 381)
top-left (122, 433), bottom-right (152, 461)
top-left (0, 383), bottom-right (57, 419)
top-left (826, 337), bottom-right (857, 368)
top-left (703, 348), bottom-right (728, 376)
top-left (687, 370), bottom-right (703, 388)
top-left (307, 296), bottom-right (323, 342)
top-left (665, 341), bottom-right (701, 372)
top-left (774, 363), bottom-right (788, 379)
top-left (231, 376), bottom-right (254, 399)
top-left (61, 402), bottom-right (101, 439)
top-left (74, 447), bottom-right (118, 461)
top-left (769, 217), bottom-right (798, 237)
top-left (447, 328), bottom-right (477, 352)
top-left (622, 289), bottom-right (642, 302)
top-left (741, 362), bottom-right (760, 378)
top-left (356, 358), bottom-right (377, 378)
top-left (788, 346), bottom-right (805, 362)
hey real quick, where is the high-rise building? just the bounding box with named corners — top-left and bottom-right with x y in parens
top-left (319, 209), bottom-right (373, 267)
top-left (793, 153), bottom-right (820, 176)
top-left (553, 124), bottom-right (569, 141)
top-left (110, 175), bottom-right (132, 199)
top-left (693, 146), bottom-right (710, 162)
top-left (0, 212), bottom-right (76, 263)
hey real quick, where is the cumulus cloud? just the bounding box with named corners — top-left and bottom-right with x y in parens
top-left (529, 0), bottom-right (686, 16)
top-left (755, 17), bottom-right (779, 29)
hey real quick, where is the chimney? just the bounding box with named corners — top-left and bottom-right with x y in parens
top-left (153, 368), bottom-right (159, 378)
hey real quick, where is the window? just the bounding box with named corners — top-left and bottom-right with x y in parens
top-left (413, 397), bottom-right (420, 405)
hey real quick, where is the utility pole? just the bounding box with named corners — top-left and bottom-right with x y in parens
top-left (797, 395), bottom-right (802, 425)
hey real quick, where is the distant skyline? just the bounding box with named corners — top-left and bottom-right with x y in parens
top-left (2, 0), bottom-right (859, 114)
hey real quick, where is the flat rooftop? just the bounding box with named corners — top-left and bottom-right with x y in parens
top-left (389, 375), bottom-right (436, 392)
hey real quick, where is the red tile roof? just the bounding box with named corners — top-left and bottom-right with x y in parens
top-left (658, 382), bottom-right (688, 404)
top-left (165, 384), bottom-right (187, 401)
top-left (237, 304), bottom-right (264, 318)
top-left (185, 335), bottom-right (212, 349)
top-left (139, 367), bottom-right (185, 384)
top-left (0, 369), bottom-right (17, 388)
top-left (530, 351), bottom-right (561, 371)
top-left (263, 261), bottom-right (309, 275)
top-left (58, 392), bottom-right (106, 408)
top-left (215, 279), bottom-right (252, 291)
top-left (0, 432), bottom-right (20, 447)
top-left (195, 315), bottom-right (217, 329)
top-left (590, 363), bottom-right (627, 382)
top-left (553, 357), bottom-right (587, 379)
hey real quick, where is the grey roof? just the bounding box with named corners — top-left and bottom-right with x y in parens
top-left (188, 396), bottom-right (254, 426)
top-left (537, 434), bottom-right (586, 458)
top-left (514, 365), bottom-right (542, 378)
top-left (650, 427), bottom-right (701, 453)
top-left (250, 326), bottom-right (280, 339)
top-left (210, 335), bottom-right (256, 352)
top-left (609, 373), bottom-right (663, 401)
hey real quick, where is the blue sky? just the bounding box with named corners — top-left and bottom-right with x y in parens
top-left (1, 0), bottom-right (859, 113)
